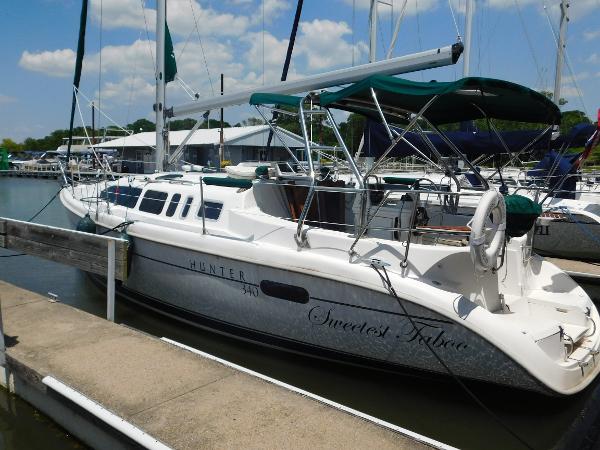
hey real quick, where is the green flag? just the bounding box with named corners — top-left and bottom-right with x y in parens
top-left (165, 22), bottom-right (177, 83)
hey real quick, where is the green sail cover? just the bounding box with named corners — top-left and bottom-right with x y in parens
top-left (504, 194), bottom-right (542, 215)
top-left (165, 23), bottom-right (177, 83)
top-left (504, 194), bottom-right (542, 238)
top-left (203, 177), bottom-right (253, 189)
top-left (249, 93), bottom-right (303, 107)
top-left (317, 75), bottom-right (560, 126)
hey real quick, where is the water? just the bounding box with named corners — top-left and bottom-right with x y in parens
top-left (1, 176), bottom-right (600, 450)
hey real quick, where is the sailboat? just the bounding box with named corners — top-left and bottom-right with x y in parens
top-left (59, 0), bottom-right (600, 395)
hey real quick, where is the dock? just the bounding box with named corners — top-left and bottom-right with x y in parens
top-left (546, 257), bottom-right (600, 281)
top-left (0, 281), bottom-right (444, 450)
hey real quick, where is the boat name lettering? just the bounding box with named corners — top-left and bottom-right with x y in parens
top-left (308, 307), bottom-right (468, 350)
top-left (402, 320), bottom-right (468, 351)
top-left (308, 306), bottom-right (390, 338)
top-left (189, 259), bottom-right (247, 282)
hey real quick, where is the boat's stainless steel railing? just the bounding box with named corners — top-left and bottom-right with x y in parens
top-left (199, 177), bottom-right (206, 235)
top-left (268, 179), bottom-right (482, 264)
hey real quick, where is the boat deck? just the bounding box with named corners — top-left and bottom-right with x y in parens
top-left (0, 280), bottom-right (441, 450)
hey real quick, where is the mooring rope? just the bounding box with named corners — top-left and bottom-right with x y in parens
top-left (371, 263), bottom-right (533, 449)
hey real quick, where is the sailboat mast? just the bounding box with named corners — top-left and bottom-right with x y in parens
top-left (369, 0), bottom-right (377, 63)
top-left (155, 0), bottom-right (167, 172)
top-left (463, 0), bottom-right (473, 77)
top-left (553, 0), bottom-right (568, 107)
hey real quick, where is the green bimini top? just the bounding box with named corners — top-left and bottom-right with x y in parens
top-left (249, 93), bottom-right (303, 107)
top-left (316, 75), bottom-right (561, 126)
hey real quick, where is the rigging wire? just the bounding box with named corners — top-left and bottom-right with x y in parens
top-left (387, 0), bottom-right (409, 59)
top-left (447, 0), bottom-right (461, 42)
top-left (75, 90), bottom-right (113, 176)
top-left (139, 0), bottom-right (156, 72)
top-left (98, 0), bottom-right (103, 132)
top-left (126, 31), bottom-right (143, 126)
top-left (188, 0), bottom-right (214, 96)
top-left (415, 0), bottom-right (424, 80)
top-left (541, 2), bottom-right (590, 117)
top-left (76, 88), bottom-right (156, 151)
top-left (514, 0), bottom-right (544, 87)
top-left (262, 0), bottom-right (265, 85)
top-left (371, 263), bottom-right (533, 450)
top-left (352, 0), bottom-right (356, 66)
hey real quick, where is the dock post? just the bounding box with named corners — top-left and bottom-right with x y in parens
top-left (0, 300), bottom-right (5, 366)
top-left (107, 240), bottom-right (115, 322)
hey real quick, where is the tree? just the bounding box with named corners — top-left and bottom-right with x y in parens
top-left (127, 118), bottom-right (155, 132)
top-left (200, 118), bottom-right (232, 129)
top-left (1, 138), bottom-right (22, 152)
top-left (539, 90), bottom-right (567, 106)
top-left (560, 110), bottom-right (590, 135)
top-left (338, 113), bottom-right (366, 154)
top-left (169, 118), bottom-right (197, 131)
top-left (236, 117), bottom-right (264, 127)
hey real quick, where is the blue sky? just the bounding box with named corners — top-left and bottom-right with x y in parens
top-left (0, 0), bottom-right (599, 144)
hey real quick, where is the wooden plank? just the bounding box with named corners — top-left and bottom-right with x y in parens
top-left (0, 235), bottom-right (5, 248)
top-left (546, 257), bottom-right (600, 280)
top-left (6, 235), bottom-right (128, 281)
top-left (6, 220), bottom-right (127, 259)
top-left (0, 219), bottom-right (6, 234)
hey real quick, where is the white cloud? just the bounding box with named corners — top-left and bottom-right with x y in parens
top-left (485, 0), bottom-right (538, 9)
top-left (585, 29), bottom-right (600, 41)
top-left (296, 19), bottom-right (368, 71)
top-left (586, 53), bottom-right (600, 64)
top-left (341, 0), bottom-right (438, 16)
top-left (99, 76), bottom-right (155, 104)
top-left (562, 72), bottom-right (591, 84)
top-left (86, 39), bottom-right (156, 78)
top-left (0, 94), bottom-right (16, 104)
top-left (90, 0), bottom-right (252, 37)
top-left (18, 49), bottom-right (76, 77)
top-left (563, 0), bottom-right (599, 21)
top-left (250, 0), bottom-right (290, 25)
top-left (90, 0), bottom-right (150, 30)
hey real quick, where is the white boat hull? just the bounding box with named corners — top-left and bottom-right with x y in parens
top-left (79, 215), bottom-right (547, 392)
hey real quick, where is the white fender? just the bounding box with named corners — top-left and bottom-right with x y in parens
top-left (469, 190), bottom-right (506, 273)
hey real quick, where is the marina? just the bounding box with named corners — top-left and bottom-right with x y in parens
top-left (1, 0), bottom-right (600, 448)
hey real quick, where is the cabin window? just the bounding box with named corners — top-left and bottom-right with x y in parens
top-left (166, 193), bottom-right (181, 217)
top-left (100, 186), bottom-right (142, 208)
top-left (181, 196), bottom-right (194, 218)
top-left (197, 201), bottom-right (223, 221)
top-left (139, 190), bottom-right (168, 215)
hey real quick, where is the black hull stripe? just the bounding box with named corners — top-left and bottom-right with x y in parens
top-left (133, 252), bottom-right (452, 324)
top-left (310, 296), bottom-right (452, 324)
top-left (112, 280), bottom-right (438, 376)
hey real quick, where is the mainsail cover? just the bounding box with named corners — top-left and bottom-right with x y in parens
top-left (165, 23), bottom-right (177, 83)
top-left (66, 0), bottom-right (88, 166)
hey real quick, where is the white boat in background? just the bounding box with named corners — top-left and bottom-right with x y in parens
top-left (225, 162), bottom-right (271, 179)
